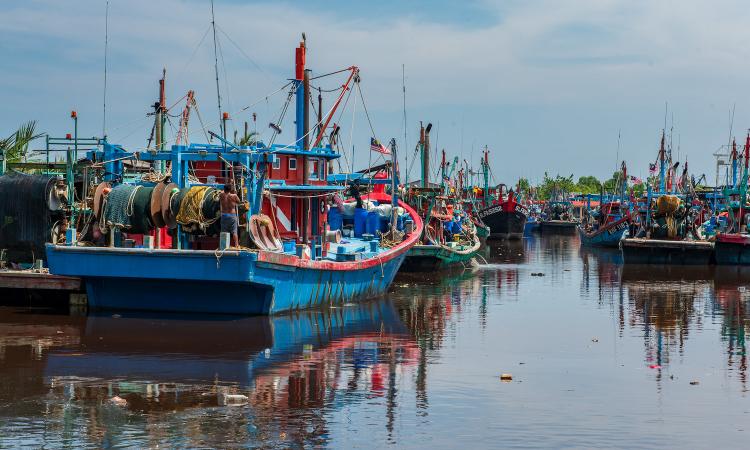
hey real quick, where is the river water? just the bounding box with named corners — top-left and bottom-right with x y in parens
top-left (1, 234), bottom-right (749, 448)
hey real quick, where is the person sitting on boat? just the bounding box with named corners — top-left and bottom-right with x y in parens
top-left (220, 183), bottom-right (241, 248)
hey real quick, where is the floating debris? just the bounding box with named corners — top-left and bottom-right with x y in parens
top-left (110, 396), bottom-right (127, 407)
top-left (500, 373), bottom-right (513, 381)
top-left (690, 380), bottom-right (700, 386)
top-left (591, 338), bottom-right (599, 343)
top-left (530, 272), bottom-right (546, 277)
top-left (219, 393), bottom-right (248, 406)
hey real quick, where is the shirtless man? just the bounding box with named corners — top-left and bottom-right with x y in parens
top-left (219, 184), bottom-right (241, 247)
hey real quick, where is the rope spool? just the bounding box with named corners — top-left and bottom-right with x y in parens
top-left (325, 229), bottom-right (342, 244)
top-left (0, 174), bottom-right (64, 262)
top-left (175, 186), bottom-right (221, 233)
top-left (160, 182), bottom-right (179, 229)
top-left (93, 182), bottom-right (112, 219)
top-left (150, 182), bottom-right (168, 228)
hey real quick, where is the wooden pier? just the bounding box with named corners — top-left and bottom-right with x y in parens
top-left (0, 270), bottom-right (81, 291)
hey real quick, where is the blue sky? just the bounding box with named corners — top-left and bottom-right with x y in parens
top-left (2, 0), bottom-right (750, 185)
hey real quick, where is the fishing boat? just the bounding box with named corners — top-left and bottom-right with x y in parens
top-left (578, 163), bottom-right (632, 247)
top-left (540, 189), bottom-right (577, 234)
top-left (474, 149), bottom-right (528, 240)
top-left (713, 133), bottom-right (750, 265)
top-left (45, 41), bottom-right (423, 314)
top-left (621, 131), bottom-right (712, 265)
top-left (400, 124), bottom-right (481, 272)
top-left (579, 203), bottom-right (630, 247)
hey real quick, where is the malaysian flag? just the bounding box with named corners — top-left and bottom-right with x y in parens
top-left (370, 137), bottom-right (390, 155)
top-left (630, 176), bottom-right (643, 184)
top-left (649, 163), bottom-right (657, 174)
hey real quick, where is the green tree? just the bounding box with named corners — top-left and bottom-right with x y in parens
top-left (576, 175), bottom-right (601, 194)
top-left (538, 173), bottom-right (576, 199)
top-left (0, 121), bottom-right (42, 164)
top-left (602, 170), bottom-right (624, 193)
top-left (517, 177), bottom-right (531, 193)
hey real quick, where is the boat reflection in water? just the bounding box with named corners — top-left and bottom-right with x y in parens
top-left (0, 298), bottom-right (443, 448)
top-left (620, 265), bottom-right (710, 381)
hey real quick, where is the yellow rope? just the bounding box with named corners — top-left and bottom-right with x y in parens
top-left (175, 186), bottom-right (219, 226)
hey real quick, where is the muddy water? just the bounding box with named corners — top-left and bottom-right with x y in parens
top-left (1, 234), bottom-right (749, 448)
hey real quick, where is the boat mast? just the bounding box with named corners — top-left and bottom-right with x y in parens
top-left (658, 130), bottom-right (666, 193)
top-left (402, 64), bottom-right (408, 186)
top-left (210, 0), bottom-right (223, 136)
top-left (440, 149), bottom-right (447, 194)
top-left (731, 138), bottom-right (738, 188)
top-left (482, 147), bottom-right (489, 208)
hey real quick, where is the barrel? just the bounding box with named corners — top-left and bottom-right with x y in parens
top-left (328, 208), bottom-right (343, 231)
top-left (366, 211), bottom-right (380, 235)
top-left (353, 208), bottom-right (367, 237)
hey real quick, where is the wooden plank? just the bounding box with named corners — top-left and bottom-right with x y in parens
top-left (0, 271), bottom-right (81, 291)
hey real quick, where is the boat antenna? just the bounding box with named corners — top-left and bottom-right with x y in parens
top-left (615, 129), bottom-right (621, 175)
top-left (211, 0), bottom-right (222, 135)
top-left (728, 103), bottom-right (736, 157)
top-left (102, 0), bottom-right (110, 138)
top-left (402, 64), bottom-right (408, 185)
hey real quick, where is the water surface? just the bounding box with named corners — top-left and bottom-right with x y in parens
top-left (1, 234), bottom-right (749, 448)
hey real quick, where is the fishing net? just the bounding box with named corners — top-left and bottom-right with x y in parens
top-left (103, 184), bottom-right (154, 233)
top-left (0, 173), bottom-right (63, 262)
top-left (656, 195), bottom-right (681, 216)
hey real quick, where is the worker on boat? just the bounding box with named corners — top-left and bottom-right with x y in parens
top-left (220, 184), bottom-right (241, 248)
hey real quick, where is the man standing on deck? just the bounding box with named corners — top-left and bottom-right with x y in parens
top-left (220, 184), bottom-right (241, 248)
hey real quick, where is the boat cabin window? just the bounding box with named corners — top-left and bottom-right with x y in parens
top-left (272, 157), bottom-right (281, 170)
top-left (289, 157), bottom-right (297, 170)
top-left (309, 158), bottom-right (319, 180)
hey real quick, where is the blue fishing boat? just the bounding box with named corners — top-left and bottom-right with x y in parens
top-left (45, 41), bottom-right (423, 315)
top-left (579, 164), bottom-right (632, 247)
top-left (578, 213), bottom-right (629, 247)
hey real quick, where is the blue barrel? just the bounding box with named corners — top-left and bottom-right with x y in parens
top-left (354, 208), bottom-right (368, 237)
top-left (366, 211), bottom-right (380, 235)
top-left (328, 208), bottom-right (343, 231)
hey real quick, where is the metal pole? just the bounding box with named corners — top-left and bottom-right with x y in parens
top-left (302, 68), bottom-right (311, 245)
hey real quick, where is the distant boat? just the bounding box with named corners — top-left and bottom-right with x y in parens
top-left (477, 189), bottom-right (528, 240)
top-left (400, 125), bottom-right (481, 272)
top-left (540, 199), bottom-right (577, 234)
top-left (578, 200), bottom-right (630, 248)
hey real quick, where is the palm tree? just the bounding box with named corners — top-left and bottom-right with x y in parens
top-left (236, 131), bottom-right (259, 147)
top-left (0, 121), bottom-right (43, 164)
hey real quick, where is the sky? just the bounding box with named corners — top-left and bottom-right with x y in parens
top-left (2, 0), bottom-right (750, 185)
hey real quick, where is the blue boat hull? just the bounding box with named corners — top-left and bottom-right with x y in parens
top-left (578, 221), bottom-right (628, 248)
top-left (46, 246), bottom-right (405, 315)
